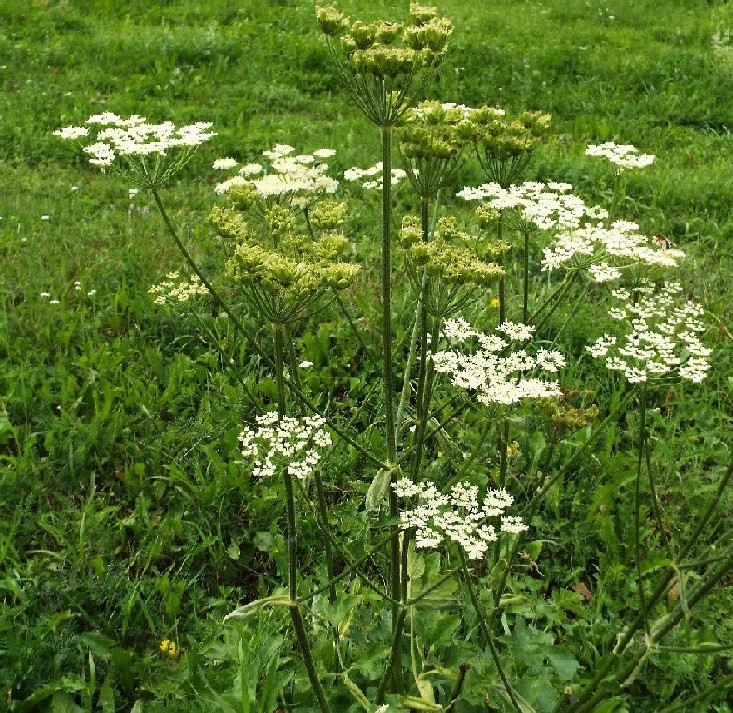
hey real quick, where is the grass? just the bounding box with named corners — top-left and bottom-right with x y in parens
top-left (1, 0), bottom-right (733, 711)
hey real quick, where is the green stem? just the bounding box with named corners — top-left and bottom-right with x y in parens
top-left (274, 324), bottom-right (331, 713)
top-left (375, 606), bottom-right (407, 704)
top-left (458, 554), bottom-right (522, 713)
top-left (634, 384), bottom-right (650, 634)
top-left (523, 229), bottom-right (530, 324)
top-left (497, 212), bottom-right (506, 325)
top-left (380, 124), bottom-right (401, 638)
top-left (653, 674), bottom-right (733, 713)
top-left (446, 663), bottom-right (469, 713)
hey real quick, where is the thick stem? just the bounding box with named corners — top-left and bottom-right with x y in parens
top-left (375, 607), bottom-right (407, 704)
top-left (381, 125), bottom-right (401, 637)
top-left (459, 555), bottom-right (522, 713)
top-left (274, 324), bottom-right (331, 713)
top-left (497, 212), bottom-right (506, 325)
top-left (523, 230), bottom-right (530, 324)
top-left (634, 385), bottom-right (650, 634)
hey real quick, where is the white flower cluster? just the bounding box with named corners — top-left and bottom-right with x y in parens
top-left (239, 412), bottom-right (332, 480)
top-left (213, 144), bottom-right (338, 198)
top-left (457, 181), bottom-right (608, 231)
top-left (343, 162), bottom-right (407, 190)
top-left (148, 271), bottom-right (209, 305)
top-left (542, 220), bottom-right (686, 278)
top-left (586, 282), bottom-right (711, 383)
top-left (54, 113), bottom-right (216, 166)
top-left (433, 317), bottom-right (565, 405)
top-left (458, 178), bottom-right (682, 282)
top-left (393, 478), bottom-right (528, 560)
top-left (586, 142), bottom-right (655, 170)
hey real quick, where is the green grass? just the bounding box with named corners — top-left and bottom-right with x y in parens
top-left (1, 0), bottom-right (733, 711)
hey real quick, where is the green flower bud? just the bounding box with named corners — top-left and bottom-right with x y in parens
top-left (316, 5), bottom-right (350, 36)
top-left (374, 20), bottom-right (403, 45)
top-left (399, 215), bottom-right (422, 246)
top-left (209, 205), bottom-right (251, 241)
top-left (475, 204), bottom-right (500, 229)
top-left (228, 183), bottom-right (259, 212)
top-left (350, 20), bottom-right (376, 50)
top-left (409, 3), bottom-right (438, 26)
top-left (309, 200), bottom-right (348, 231)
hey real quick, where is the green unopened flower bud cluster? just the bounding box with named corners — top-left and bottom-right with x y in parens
top-left (224, 228), bottom-right (359, 323)
top-left (307, 200), bottom-right (348, 232)
top-left (316, 4), bottom-right (452, 124)
top-left (467, 107), bottom-right (552, 186)
top-left (400, 215), bottom-right (504, 291)
top-left (397, 101), bottom-right (476, 197)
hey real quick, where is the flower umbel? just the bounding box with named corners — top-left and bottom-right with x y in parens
top-left (586, 142), bottom-right (655, 171)
top-left (239, 413), bottom-right (332, 480)
top-left (54, 114), bottom-right (216, 187)
top-left (586, 282), bottom-right (711, 383)
top-left (393, 478), bottom-right (528, 559)
top-left (433, 318), bottom-right (565, 404)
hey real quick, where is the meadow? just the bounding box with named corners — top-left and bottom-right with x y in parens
top-left (1, 0), bottom-right (733, 711)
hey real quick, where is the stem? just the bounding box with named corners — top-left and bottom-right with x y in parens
top-left (380, 124), bottom-right (401, 637)
top-left (634, 384), bottom-right (650, 634)
top-left (274, 323), bottom-right (331, 713)
top-left (497, 213), bottom-right (506, 325)
top-left (375, 606), bottom-right (407, 704)
top-left (523, 229), bottom-right (530, 324)
top-left (446, 663), bottom-right (469, 713)
top-left (654, 674), bottom-right (733, 713)
top-left (458, 554), bottom-right (522, 713)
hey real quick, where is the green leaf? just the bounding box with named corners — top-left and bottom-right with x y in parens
top-left (98, 679), bottom-right (116, 713)
top-left (547, 650), bottom-right (580, 682)
top-left (50, 692), bottom-right (84, 713)
top-left (366, 468), bottom-right (391, 511)
top-left (224, 592), bottom-right (292, 621)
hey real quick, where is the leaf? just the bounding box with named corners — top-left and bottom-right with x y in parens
top-left (547, 650), bottom-right (580, 682)
top-left (366, 468), bottom-right (391, 511)
top-left (50, 692), bottom-right (84, 713)
top-left (227, 541), bottom-right (241, 560)
top-left (224, 592), bottom-right (292, 622)
top-left (98, 679), bottom-right (116, 713)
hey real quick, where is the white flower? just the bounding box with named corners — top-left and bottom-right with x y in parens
top-left (298, 360), bottom-right (313, 368)
top-left (586, 142), bottom-right (655, 170)
top-left (458, 181), bottom-right (607, 231)
top-left (586, 282), bottom-right (710, 384)
top-left (344, 162), bottom-right (406, 189)
top-left (239, 163), bottom-right (264, 176)
top-left (239, 413), bottom-right (332, 481)
top-left (213, 157), bottom-right (238, 170)
top-left (433, 319), bottom-right (564, 405)
top-left (149, 273), bottom-right (209, 305)
top-left (394, 479), bottom-right (527, 559)
top-left (53, 126), bottom-right (89, 140)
